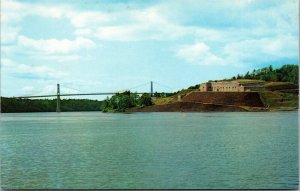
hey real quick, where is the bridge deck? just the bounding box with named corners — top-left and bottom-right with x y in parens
top-left (13, 92), bottom-right (170, 99)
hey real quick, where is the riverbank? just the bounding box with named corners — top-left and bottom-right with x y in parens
top-left (128, 102), bottom-right (248, 112)
top-left (133, 80), bottom-right (298, 112)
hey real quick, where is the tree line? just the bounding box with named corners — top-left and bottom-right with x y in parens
top-left (229, 64), bottom-right (298, 84)
top-left (102, 91), bottom-right (153, 112)
top-left (1, 97), bottom-right (104, 113)
top-left (1, 92), bottom-right (158, 113)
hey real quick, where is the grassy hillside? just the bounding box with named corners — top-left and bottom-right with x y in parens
top-left (153, 79), bottom-right (298, 111)
top-left (153, 89), bottom-right (194, 105)
top-left (259, 91), bottom-right (298, 111)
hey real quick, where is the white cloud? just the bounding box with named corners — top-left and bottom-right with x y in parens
top-left (32, 5), bottom-right (67, 19)
top-left (1, 0), bottom-right (26, 23)
top-left (1, 58), bottom-right (15, 67)
top-left (74, 28), bottom-right (93, 36)
top-left (177, 33), bottom-right (298, 67)
top-left (1, 58), bottom-right (66, 79)
top-left (95, 25), bottom-right (139, 41)
top-left (1, 0), bottom-right (25, 44)
top-left (19, 84), bottom-right (60, 96)
top-left (18, 36), bottom-right (96, 54)
top-left (1, 26), bottom-right (20, 44)
top-left (1, 0), bottom-right (75, 45)
top-left (2, 0), bottom-right (298, 66)
top-left (3, 0), bottom-right (297, 44)
top-left (176, 42), bottom-right (226, 65)
top-left (223, 35), bottom-right (298, 63)
top-left (10, 36), bottom-right (97, 63)
top-left (69, 12), bottom-right (112, 28)
top-left (75, 8), bottom-right (190, 41)
top-left (2, 36), bottom-right (97, 63)
top-left (77, 0), bottom-right (297, 42)
top-left (1, 0), bottom-right (99, 62)
top-left (0, 0), bottom-right (202, 43)
top-left (31, 55), bottom-right (82, 62)
top-left (1, 58), bottom-right (105, 96)
top-left (1, 0), bottom-right (71, 22)
top-left (2, 0), bottom-right (298, 41)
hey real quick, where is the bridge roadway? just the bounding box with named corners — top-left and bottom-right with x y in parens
top-left (11, 82), bottom-right (172, 112)
top-left (13, 92), bottom-right (166, 99)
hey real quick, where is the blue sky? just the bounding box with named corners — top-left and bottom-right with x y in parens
top-left (1, 0), bottom-right (299, 99)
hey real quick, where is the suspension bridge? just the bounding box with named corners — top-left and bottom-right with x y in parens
top-left (12, 81), bottom-right (174, 112)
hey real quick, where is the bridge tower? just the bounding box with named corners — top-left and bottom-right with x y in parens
top-left (150, 81), bottom-right (153, 96)
top-left (56, 84), bottom-right (61, 112)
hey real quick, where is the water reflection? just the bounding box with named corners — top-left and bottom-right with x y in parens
top-left (0, 112), bottom-right (298, 189)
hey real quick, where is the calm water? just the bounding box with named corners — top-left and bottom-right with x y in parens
top-left (0, 112), bottom-right (298, 189)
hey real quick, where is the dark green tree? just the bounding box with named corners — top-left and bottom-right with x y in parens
top-left (139, 93), bottom-right (153, 106)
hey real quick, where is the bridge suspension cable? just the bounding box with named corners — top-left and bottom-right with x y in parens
top-left (127, 81), bottom-right (151, 91)
top-left (115, 81), bottom-right (150, 93)
top-left (152, 81), bottom-right (174, 91)
top-left (60, 84), bottom-right (82, 93)
top-left (13, 81), bottom-right (175, 99)
top-left (16, 85), bottom-right (56, 98)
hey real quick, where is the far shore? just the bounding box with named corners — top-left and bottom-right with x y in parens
top-left (127, 102), bottom-right (297, 112)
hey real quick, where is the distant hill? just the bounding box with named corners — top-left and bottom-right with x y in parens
top-left (142, 79), bottom-right (299, 112)
top-left (185, 64), bottom-right (298, 90)
top-left (142, 64), bottom-right (299, 112)
top-left (228, 64), bottom-right (298, 84)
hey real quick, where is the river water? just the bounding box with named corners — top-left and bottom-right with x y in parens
top-left (0, 112), bottom-right (298, 189)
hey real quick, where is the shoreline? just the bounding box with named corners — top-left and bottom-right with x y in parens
top-left (0, 108), bottom-right (298, 113)
top-left (127, 101), bottom-right (297, 112)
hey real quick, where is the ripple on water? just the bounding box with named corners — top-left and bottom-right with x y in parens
top-left (0, 112), bottom-right (298, 189)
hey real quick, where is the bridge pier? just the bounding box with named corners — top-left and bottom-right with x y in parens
top-left (150, 81), bottom-right (153, 96)
top-left (56, 84), bottom-right (61, 112)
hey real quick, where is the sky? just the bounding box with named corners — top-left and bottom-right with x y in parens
top-left (1, 0), bottom-right (299, 99)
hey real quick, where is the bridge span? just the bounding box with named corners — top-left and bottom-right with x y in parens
top-left (12, 81), bottom-right (173, 112)
top-left (14, 92), bottom-right (150, 99)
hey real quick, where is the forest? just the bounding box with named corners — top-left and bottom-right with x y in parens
top-left (1, 97), bottom-right (104, 113)
top-left (229, 64), bottom-right (298, 84)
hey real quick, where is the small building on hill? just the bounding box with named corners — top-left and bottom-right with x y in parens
top-left (199, 81), bottom-right (245, 92)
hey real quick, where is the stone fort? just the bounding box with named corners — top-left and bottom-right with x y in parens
top-left (199, 81), bottom-right (265, 92)
top-left (200, 81), bottom-right (244, 92)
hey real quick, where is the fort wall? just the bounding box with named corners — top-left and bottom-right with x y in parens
top-left (200, 81), bottom-right (244, 92)
top-left (182, 92), bottom-right (264, 107)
